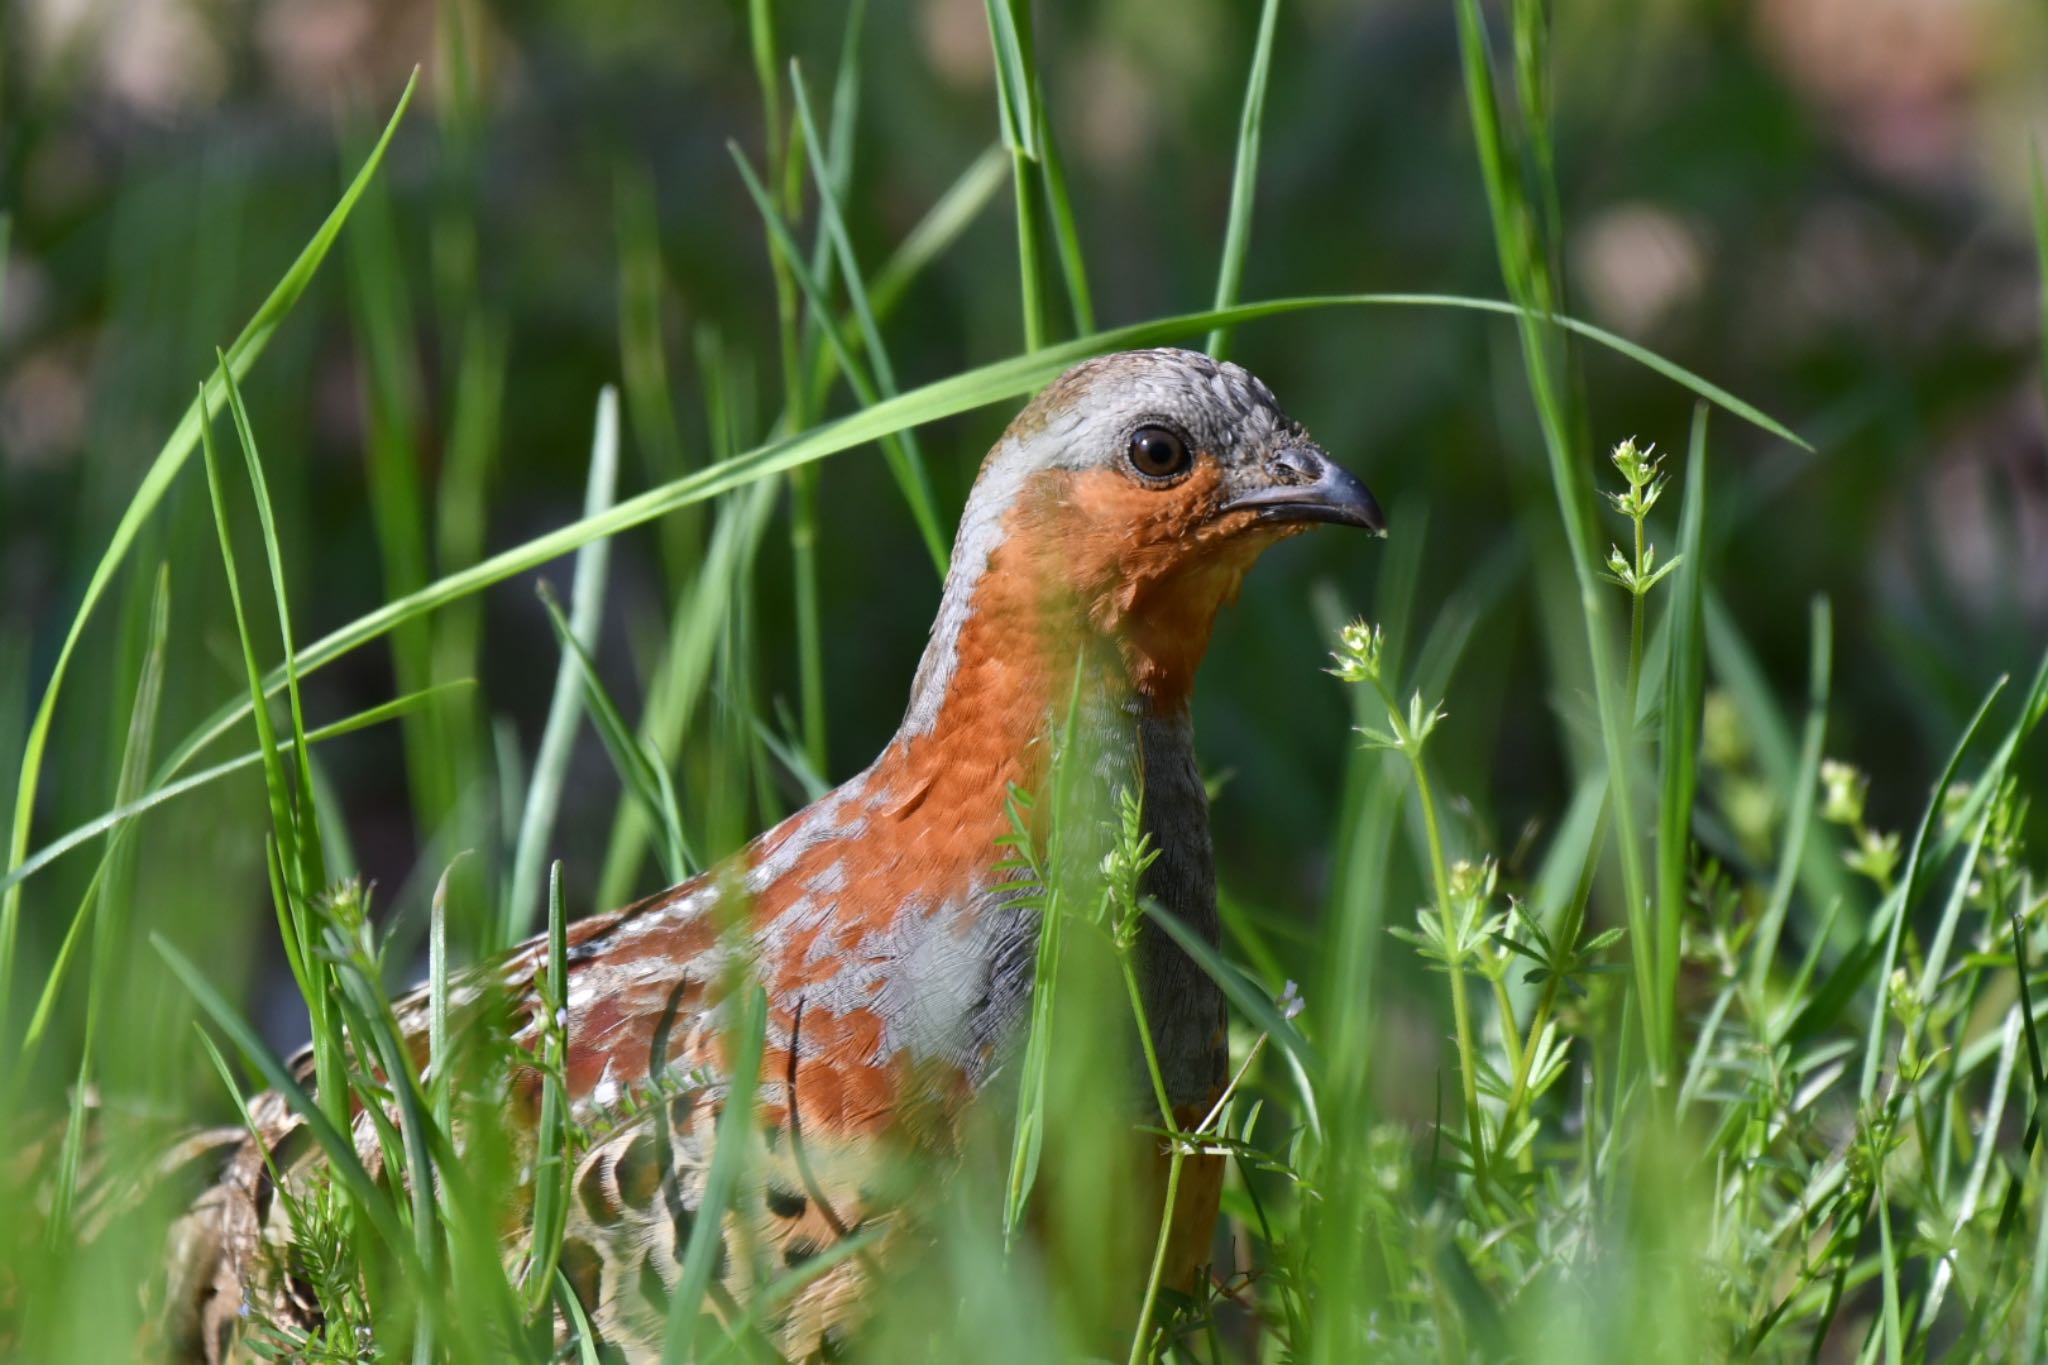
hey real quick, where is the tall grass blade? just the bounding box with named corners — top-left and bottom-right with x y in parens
top-left (218, 353), bottom-right (327, 897)
top-left (197, 388), bottom-right (298, 895)
top-left (1453, 0), bottom-right (1662, 1073)
top-left (984, 0), bottom-right (1045, 349)
top-left (46, 565), bottom-right (170, 1241)
top-left (787, 65), bottom-right (949, 575)
top-left (1033, 106), bottom-right (1094, 337)
top-left (731, 140), bottom-right (946, 571)
top-left (525, 863), bottom-right (574, 1307)
top-left (1858, 677), bottom-right (2004, 1098)
top-left (1654, 406), bottom-right (1708, 1058)
top-left (199, 374), bottom-right (350, 1134)
top-left (1205, 0), bottom-right (1282, 360)
top-left (507, 389), bottom-right (620, 945)
top-left (538, 582), bottom-right (692, 883)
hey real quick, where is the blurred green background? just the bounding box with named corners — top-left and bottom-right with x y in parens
top-left (4, 0), bottom-right (2047, 1078)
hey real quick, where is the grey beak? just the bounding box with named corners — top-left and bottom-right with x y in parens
top-left (1222, 448), bottom-right (1387, 537)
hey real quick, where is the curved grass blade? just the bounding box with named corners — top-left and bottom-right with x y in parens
top-left (732, 131), bottom-right (946, 574)
top-left (1654, 406), bottom-right (1708, 1056)
top-left (1205, 0), bottom-right (1282, 361)
top-left (218, 353), bottom-right (327, 899)
top-left (105, 292), bottom-right (1806, 863)
top-left (788, 64), bottom-right (948, 575)
top-left (523, 864), bottom-right (574, 1308)
top-left (1858, 676), bottom-right (2005, 1099)
top-left (983, 0), bottom-right (1044, 349)
top-left (537, 582), bottom-right (692, 883)
top-left (506, 389), bottom-right (619, 946)
top-left (46, 564), bottom-right (171, 1242)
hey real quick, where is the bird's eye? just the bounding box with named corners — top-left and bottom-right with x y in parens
top-left (1127, 424), bottom-right (1192, 481)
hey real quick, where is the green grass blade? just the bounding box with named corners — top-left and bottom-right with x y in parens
top-left (1454, 0), bottom-right (1661, 1075)
top-left (205, 373), bottom-right (349, 1140)
top-left (127, 292), bottom-right (1805, 840)
top-left (429, 857), bottom-right (454, 1136)
top-left (322, 937), bottom-right (443, 1354)
top-left (46, 563), bottom-right (170, 1241)
top-left (800, 141), bottom-right (1007, 419)
top-left (1205, 0), bottom-right (1282, 360)
top-left (984, 0), bottom-right (1045, 349)
top-left (557, 1269), bottom-right (605, 1365)
top-left (977, 0), bottom-right (1088, 335)
top-left (1706, 591), bottom-right (1859, 948)
top-left (982, 0), bottom-right (1035, 158)
top-left (538, 582), bottom-right (692, 882)
top-left (507, 389), bottom-right (620, 946)
top-left (1033, 104), bottom-right (1094, 337)
top-left (197, 384), bottom-right (298, 891)
top-left (1913, 810), bottom-right (1992, 1014)
top-left (1875, 1183), bottom-right (1903, 1365)
top-left (525, 863), bottom-right (574, 1307)
top-left (1141, 897), bottom-right (1324, 1086)
top-left (787, 66), bottom-right (949, 575)
top-left (217, 353), bottom-right (327, 898)
top-left (12, 861), bottom-right (109, 1091)
top-left (731, 138), bottom-right (949, 575)
top-left (1655, 406), bottom-right (1709, 1061)
top-left (1858, 676), bottom-right (2005, 1099)
top-left (0, 71), bottom-right (417, 1037)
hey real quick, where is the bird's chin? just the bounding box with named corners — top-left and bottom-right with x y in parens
top-left (1242, 503), bottom-right (1378, 532)
top-left (1208, 508), bottom-right (1314, 545)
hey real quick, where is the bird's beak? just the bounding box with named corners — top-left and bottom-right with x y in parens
top-left (1221, 447), bottom-right (1387, 537)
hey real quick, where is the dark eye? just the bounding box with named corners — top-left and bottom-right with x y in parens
top-left (1127, 424), bottom-right (1192, 480)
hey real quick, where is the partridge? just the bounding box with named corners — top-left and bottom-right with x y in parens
top-left (158, 347), bottom-right (1383, 1361)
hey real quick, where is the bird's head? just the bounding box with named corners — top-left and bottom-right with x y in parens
top-left (909, 348), bottom-right (1383, 726)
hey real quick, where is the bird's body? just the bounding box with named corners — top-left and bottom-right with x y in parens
top-left (155, 349), bottom-right (1381, 1362)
